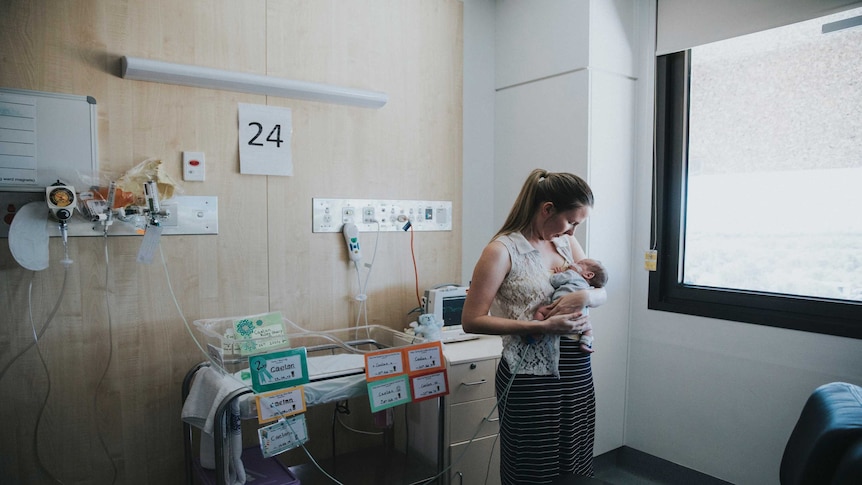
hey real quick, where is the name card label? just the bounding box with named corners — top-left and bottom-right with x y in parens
top-left (410, 369), bottom-right (449, 402)
top-left (258, 414), bottom-right (308, 458)
top-left (406, 341), bottom-right (444, 375)
top-left (206, 343), bottom-right (224, 369)
top-left (233, 311), bottom-right (288, 356)
top-left (238, 103), bottom-right (293, 177)
top-left (364, 349), bottom-right (406, 381)
top-left (249, 347), bottom-right (309, 393)
top-left (367, 374), bottom-right (411, 412)
top-left (256, 387), bottom-right (307, 424)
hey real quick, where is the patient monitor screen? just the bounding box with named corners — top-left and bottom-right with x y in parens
top-left (442, 296), bottom-right (466, 327)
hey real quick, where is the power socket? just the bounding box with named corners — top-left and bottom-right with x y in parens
top-left (362, 206), bottom-right (376, 223)
top-left (342, 207), bottom-right (356, 223)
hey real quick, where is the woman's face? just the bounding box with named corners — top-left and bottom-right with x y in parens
top-left (542, 205), bottom-right (590, 240)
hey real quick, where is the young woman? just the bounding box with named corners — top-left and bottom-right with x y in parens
top-left (461, 168), bottom-right (607, 484)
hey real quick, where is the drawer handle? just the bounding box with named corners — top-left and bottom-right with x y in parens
top-left (486, 416), bottom-right (499, 423)
top-left (461, 379), bottom-right (487, 387)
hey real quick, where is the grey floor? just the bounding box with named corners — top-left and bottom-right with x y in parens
top-left (591, 447), bottom-right (733, 485)
top-left (594, 467), bottom-right (669, 485)
top-left (287, 446), bottom-right (733, 485)
top-left (282, 445), bottom-right (730, 485)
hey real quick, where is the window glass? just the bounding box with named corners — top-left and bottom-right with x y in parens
top-left (684, 7), bottom-right (862, 302)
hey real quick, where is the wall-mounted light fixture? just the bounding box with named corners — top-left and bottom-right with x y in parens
top-left (120, 56), bottom-right (388, 109)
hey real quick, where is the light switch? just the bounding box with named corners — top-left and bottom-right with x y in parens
top-left (183, 151), bottom-right (205, 182)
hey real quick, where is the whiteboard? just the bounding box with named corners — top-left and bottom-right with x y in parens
top-left (0, 88), bottom-right (98, 191)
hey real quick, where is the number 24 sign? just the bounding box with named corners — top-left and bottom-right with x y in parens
top-left (238, 103), bottom-right (293, 176)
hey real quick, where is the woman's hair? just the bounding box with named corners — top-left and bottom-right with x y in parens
top-left (494, 168), bottom-right (594, 240)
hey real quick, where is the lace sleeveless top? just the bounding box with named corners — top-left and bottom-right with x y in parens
top-left (493, 232), bottom-right (575, 375)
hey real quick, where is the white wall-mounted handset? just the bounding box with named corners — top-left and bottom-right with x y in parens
top-left (342, 222), bottom-right (362, 262)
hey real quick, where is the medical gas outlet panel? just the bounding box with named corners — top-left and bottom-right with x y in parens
top-left (0, 191), bottom-right (218, 237)
top-left (312, 198), bottom-right (452, 233)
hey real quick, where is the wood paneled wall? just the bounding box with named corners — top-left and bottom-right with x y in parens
top-left (0, 1), bottom-right (463, 483)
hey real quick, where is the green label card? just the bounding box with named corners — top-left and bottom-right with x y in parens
top-left (258, 414), bottom-right (308, 458)
top-left (233, 311), bottom-right (289, 356)
top-left (367, 374), bottom-right (412, 412)
top-left (249, 347), bottom-right (309, 393)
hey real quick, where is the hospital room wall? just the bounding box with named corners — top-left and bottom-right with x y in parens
top-left (463, 1), bottom-right (862, 485)
top-left (0, 1), bottom-right (463, 483)
top-left (626, 2), bottom-right (862, 485)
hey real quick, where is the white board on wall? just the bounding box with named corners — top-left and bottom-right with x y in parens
top-left (0, 88), bottom-right (98, 191)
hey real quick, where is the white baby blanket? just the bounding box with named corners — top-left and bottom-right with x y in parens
top-left (182, 366), bottom-right (247, 484)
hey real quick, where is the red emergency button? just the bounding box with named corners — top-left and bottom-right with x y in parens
top-left (189, 160), bottom-right (200, 166)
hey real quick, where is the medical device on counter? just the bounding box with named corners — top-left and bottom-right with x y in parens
top-left (46, 182), bottom-right (77, 240)
top-left (419, 285), bottom-right (478, 344)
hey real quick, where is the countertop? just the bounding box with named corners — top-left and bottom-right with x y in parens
top-left (442, 334), bottom-right (502, 364)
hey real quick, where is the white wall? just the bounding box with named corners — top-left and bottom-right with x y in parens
top-left (462, 0), bottom-right (497, 286)
top-left (494, 0), bottom-right (590, 89)
top-left (626, 2), bottom-right (862, 484)
top-left (586, 69), bottom-right (636, 457)
top-left (494, 71), bottom-right (590, 223)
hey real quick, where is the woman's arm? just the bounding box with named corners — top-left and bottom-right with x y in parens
top-left (461, 240), bottom-right (589, 336)
top-left (544, 287), bottom-right (607, 316)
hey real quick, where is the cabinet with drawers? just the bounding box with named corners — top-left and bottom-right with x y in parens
top-left (442, 336), bottom-right (503, 485)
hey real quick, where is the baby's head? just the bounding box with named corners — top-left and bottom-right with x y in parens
top-left (575, 258), bottom-right (607, 288)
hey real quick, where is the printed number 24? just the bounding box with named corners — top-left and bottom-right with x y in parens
top-left (248, 122), bottom-right (283, 148)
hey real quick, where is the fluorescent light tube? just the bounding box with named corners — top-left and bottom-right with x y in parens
top-left (120, 56), bottom-right (388, 109)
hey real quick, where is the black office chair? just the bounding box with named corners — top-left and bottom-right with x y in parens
top-left (780, 382), bottom-right (862, 485)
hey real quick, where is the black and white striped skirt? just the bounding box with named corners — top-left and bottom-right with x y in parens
top-left (495, 338), bottom-right (596, 485)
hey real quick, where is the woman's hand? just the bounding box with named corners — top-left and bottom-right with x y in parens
top-left (540, 312), bottom-right (592, 335)
top-left (544, 291), bottom-right (589, 317)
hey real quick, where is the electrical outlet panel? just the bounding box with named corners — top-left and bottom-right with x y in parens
top-left (312, 198), bottom-right (453, 233)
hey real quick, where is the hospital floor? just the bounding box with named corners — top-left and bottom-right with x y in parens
top-left (287, 446), bottom-right (732, 485)
top-left (589, 447), bottom-right (733, 485)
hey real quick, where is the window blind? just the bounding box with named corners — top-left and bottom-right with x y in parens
top-left (656, 0), bottom-right (862, 55)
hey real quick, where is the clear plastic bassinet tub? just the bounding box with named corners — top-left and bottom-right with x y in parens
top-left (191, 312), bottom-right (427, 403)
